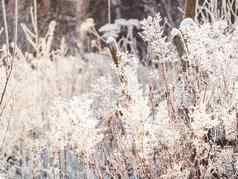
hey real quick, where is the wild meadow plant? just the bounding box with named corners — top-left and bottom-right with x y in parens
top-left (0, 0), bottom-right (237, 178)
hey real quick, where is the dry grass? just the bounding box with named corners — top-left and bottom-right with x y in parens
top-left (0, 0), bottom-right (237, 179)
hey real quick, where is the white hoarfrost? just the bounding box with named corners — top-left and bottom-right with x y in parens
top-left (1, 9), bottom-right (238, 178)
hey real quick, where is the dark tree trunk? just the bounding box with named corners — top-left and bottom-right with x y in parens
top-left (184, 0), bottom-right (197, 19)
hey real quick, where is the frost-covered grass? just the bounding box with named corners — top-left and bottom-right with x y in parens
top-left (0, 0), bottom-right (238, 178)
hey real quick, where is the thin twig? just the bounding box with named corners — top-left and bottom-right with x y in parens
top-left (0, 0), bottom-right (11, 109)
top-left (0, 0), bottom-right (18, 149)
top-left (13, 0), bottom-right (18, 61)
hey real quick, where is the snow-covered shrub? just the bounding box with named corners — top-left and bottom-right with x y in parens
top-left (1, 1), bottom-right (238, 178)
top-left (139, 8), bottom-right (238, 178)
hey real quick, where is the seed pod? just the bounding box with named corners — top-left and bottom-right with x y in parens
top-left (106, 37), bottom-right (121, 67)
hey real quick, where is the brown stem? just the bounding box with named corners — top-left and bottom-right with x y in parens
top-left (184, 0), bottom-right (197, 19)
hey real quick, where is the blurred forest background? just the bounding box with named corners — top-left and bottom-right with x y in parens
top-left (0, 0), bottom-right (184, 52)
